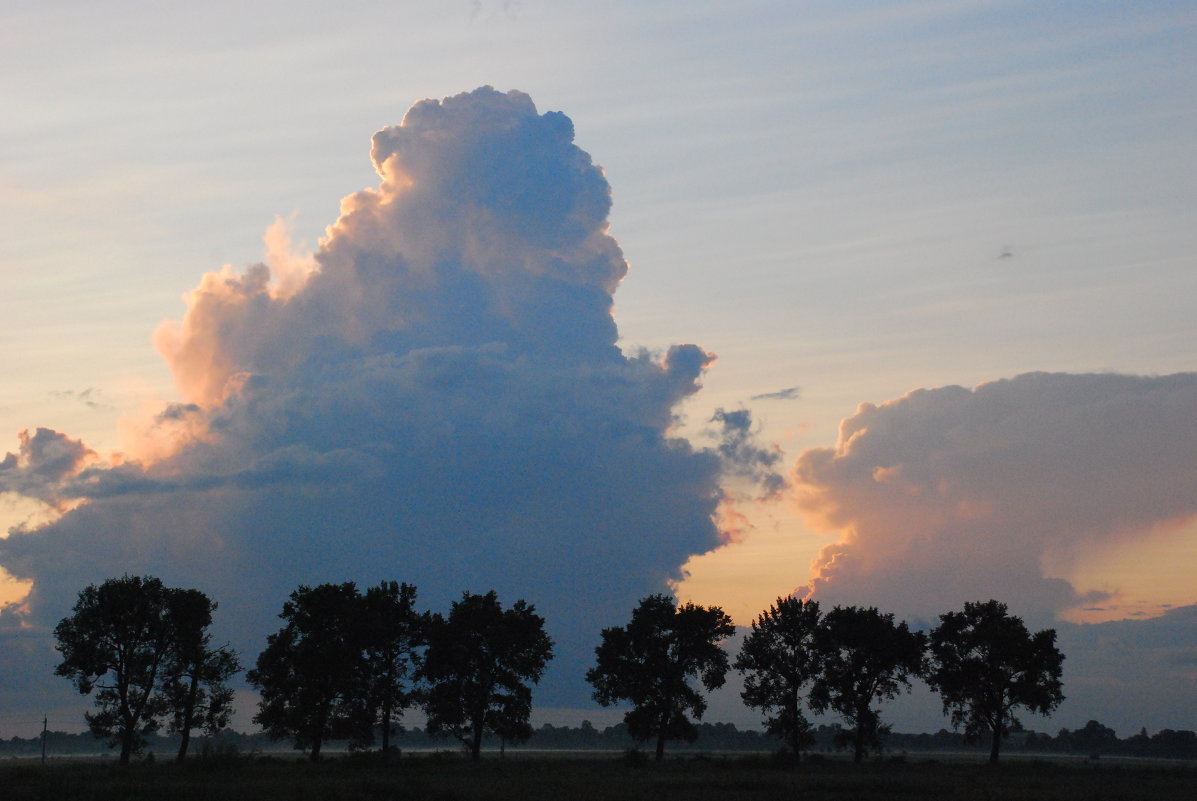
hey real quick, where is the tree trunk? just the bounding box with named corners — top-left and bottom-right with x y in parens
top-left (118, 691), bottom-right (136, 765)
top-left (381, 697), bottom-right (391, 753)
top-left (989, 725), bottom-right (1002, 763)
top-left (177, 728), bottom-right (192, 763)
top-left (853, 724), bottom-right (865, 764)
top-left (176, 674), bottom-right (200, 762)
top-left (119, 727), bottom-right (134, 766)
top-left (309, 705), bottom-right (329, 762)
top-left (655, 732), bottom-right (665, 761)
top-left (470, 719), bottom-right (484, 760)
top-left (788, 697), bottom-right (803, 765)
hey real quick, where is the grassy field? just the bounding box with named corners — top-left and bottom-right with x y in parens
top-left (4, 752), bottom-right (1196, 801)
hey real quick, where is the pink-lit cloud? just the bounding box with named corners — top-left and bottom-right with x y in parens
top-left (0, 428), bottom-right (96, 509)
top-left (792, 371), bottom-right (1197, 623)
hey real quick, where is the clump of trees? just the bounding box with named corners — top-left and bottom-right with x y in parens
top-left (733, 596), bottom-right (821, 759)
top-left (925, 599), bottom-right (1065, 762)
top-left (249, 583), bottom-right (552, 761)
top-left (587, 594), bottom-right (734, 761)
top-left (421, 591), bottom-right (554, 759)
top-left (360, 581), bottom-right (425, 754)
top-left (808, 605), bottom-right (927, 763)
top-left (733, 599), bottom-right (925, 763)
top-left (54, 576), bottom-right (553, 763)
top-left (733, 596), bottom-right (1065, 763)
top-left (249, 582), bottom-right (384, 760)
top-left (53, 575), bottom-right (240, 764)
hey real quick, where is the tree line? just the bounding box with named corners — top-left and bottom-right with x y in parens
top-left (49, 577), bottom-right (1063, 765)
top-left (589, 595), bottom-right (1062, 764)
top-left (10, 719), bottom-right (1197, 761)
top-left (51, 577), bottom-right (551, 764)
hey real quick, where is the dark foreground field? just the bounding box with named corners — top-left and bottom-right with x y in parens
top-left (4, 753), bottom-right (1196, 801)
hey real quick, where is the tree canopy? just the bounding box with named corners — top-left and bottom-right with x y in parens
top-left (420, 590), bottom-right (553, 760)
top-left (809, 605), bottom-right (926, 763)
top-left (358, 581), bottom-right (424, 753)
top-left (248, 582), bottom-right (367, 761)
top-left (54, 575), bottom-right (174, 764)
top-left (734, 596), bottom-right (822, 760)
top-left (587, 594), bottom-right (735, 761)
top-left (53, 575), bottom-right (238, 765)
top-left (925, 599), bottom-right (1064, 762)
top-left (160, 588), bottom-right (240, 762)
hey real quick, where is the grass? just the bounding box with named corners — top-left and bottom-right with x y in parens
top-left (4, 752), bottom-right (1197, 801)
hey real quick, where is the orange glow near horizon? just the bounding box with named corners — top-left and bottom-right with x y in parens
top-left (675, 498), bottom-right (1197, 628)
top-left (673, 500), bottom-right (827, 626)
top-left (1054, 516), bottom-right (1197, 624)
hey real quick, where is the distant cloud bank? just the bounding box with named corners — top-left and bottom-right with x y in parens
top-left (792, 371), bottom-right (1197, 624)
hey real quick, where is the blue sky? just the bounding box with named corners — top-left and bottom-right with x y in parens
top-left (2, 1), bottom-right (1196, 737)
top-left (4, 1), bottom-right (1195, 430)
top-left (5, 1), bottom-right (1194, 449)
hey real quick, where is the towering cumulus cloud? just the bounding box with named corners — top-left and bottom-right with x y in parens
top-left (0, 88), bottom-right (731, 707)
top-left (793, 372), bottom-right (1197, 623)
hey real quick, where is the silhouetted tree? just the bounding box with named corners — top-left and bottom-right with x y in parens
top-left (1123, 726), bottom-right (1152, 757)
top-left (1148, 728), bottom-right (1197, 759)
top-left (249, 582), bottom-right (366, 761)
top-left (734, 597), bottom-right (821, 761)
top-left (586, 594), bottom-right (735, 761)
top-left (809, 605), bottom-right (925, 763)
top-left (54, 575), bottom-right (175, 764)
top-left (160, 588), bottom-right (240, 762)
top-left (357, 581), bottom-right (424, 752)
top-left (420, 590), bottom-right (553, 760)
top-left (1062, 720), bottom-right (1119, 757)
top-left (926, 599), bottom-right (1064, 763)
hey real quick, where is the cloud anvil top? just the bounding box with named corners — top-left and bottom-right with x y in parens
top-left (0, 88), bottom-right (777, 712)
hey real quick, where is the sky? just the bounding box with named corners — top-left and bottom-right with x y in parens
top-left (2, 1), bottom-right (1197, 739)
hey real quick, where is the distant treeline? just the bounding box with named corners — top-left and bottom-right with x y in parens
top-left (6, 720), bottom-right (1197, 761)
top-left (857, 720), bottom-right (1197, 760)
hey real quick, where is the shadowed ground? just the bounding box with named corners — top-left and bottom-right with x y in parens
top-left (4, 753), bottom-right (1197, 801)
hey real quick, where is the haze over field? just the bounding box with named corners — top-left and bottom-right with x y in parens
top-left (2, 1), bottom-right (1196, 738)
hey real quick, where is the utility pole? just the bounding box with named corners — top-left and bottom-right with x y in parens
top-left (41, 716), bottom-right (48, 765)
